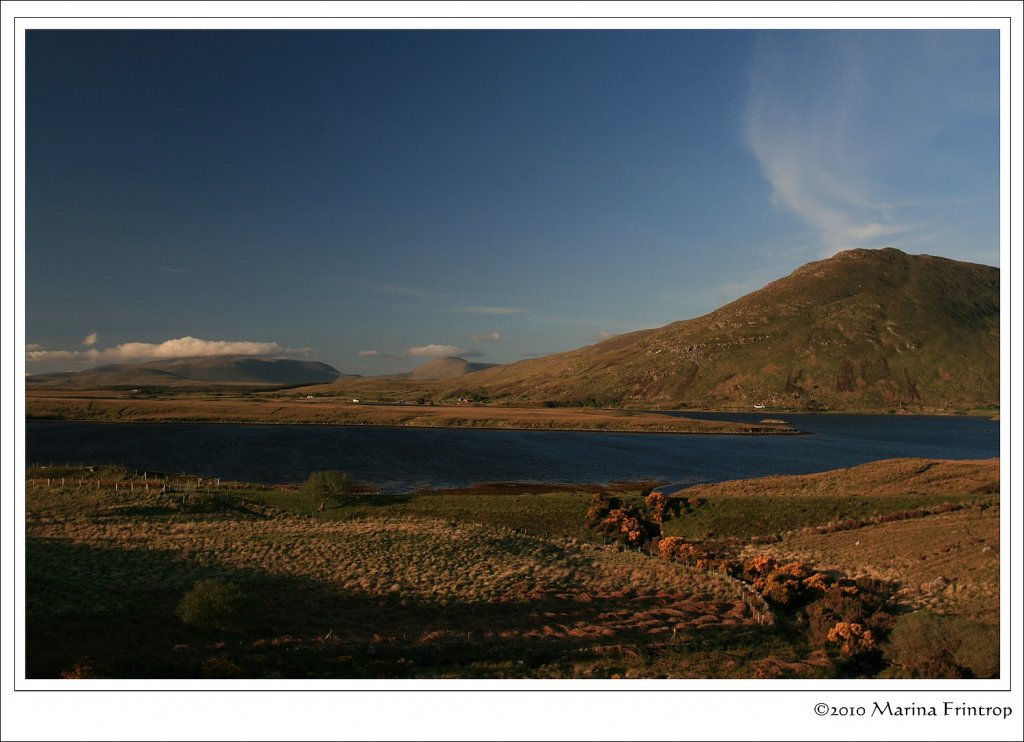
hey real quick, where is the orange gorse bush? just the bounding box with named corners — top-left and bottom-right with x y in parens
top-left (658, 536), bottom-right (687, 559)
top-left (744, 555), bottom-right (778, 577)
top-left (603, 508), bottom-right (645, 545)
top-left (60, 662), bottom-right (98, 679)
top-left (802, 572), bottom-right (832, 593)
top-left (656, 536), bottom-right (703, 562)
top-left (645, 492), bottom-right (669, 523)
top-left (827, 622), bottom-right (877, 657)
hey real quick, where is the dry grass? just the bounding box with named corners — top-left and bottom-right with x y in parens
top-left (740, 506), bottom-right (1000, 623)
top-left (678, 457), bottom-right (999, 499)
top-left (26, 479), bottom-right (781, 679)
top-left (26, 456), bottom-right (1000, 679)
top-left (25, 389), bottom-right (796, 434)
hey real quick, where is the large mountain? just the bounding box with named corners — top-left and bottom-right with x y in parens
top-left (26, 356), bottom-right (350, 387)
top-left (449, 248), bottom-right (999, 412)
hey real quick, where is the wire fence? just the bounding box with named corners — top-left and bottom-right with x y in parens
top-left (25, 475), bottom-right (297, 494)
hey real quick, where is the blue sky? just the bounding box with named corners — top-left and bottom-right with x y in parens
top-left (24, 29), bottom-right (1000, 375)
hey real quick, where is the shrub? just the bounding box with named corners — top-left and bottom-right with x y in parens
top-left (176, 579), bottom-right (248, 632)
top-left (657, 536), bottom-right (687, 560)
top-left (587, 496), bottom-right (657, 547)
top-left (884, 611), bottom-right (999, 679)
top-left (585, 492), bottom-right (614, 524)
top-left (657, 536), bottom-right (702, 562)
top-left (302, 470), bottom-right (355, 511)
top-left (827, 622), bottom-right (877, 657)
top-left (802, 572), bottom-right (832, 595)
top-left (743, 555), bottom-right (778, 579)
top-left (605, 508), bottom-right (646, 545)
top-left (645, 492), bottom-right (669, 523)
top-left (805, 585), bottom-right (876, 646)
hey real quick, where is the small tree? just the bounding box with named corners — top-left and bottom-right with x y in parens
top-left (176, 579), bottom-right (247, 632)
top-left (302, 470), bottom-right (355, 511)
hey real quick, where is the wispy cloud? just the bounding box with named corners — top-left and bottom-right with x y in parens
top-left (744, 31), bottom-right (994, 258)
top-left (82, 332), bottom-right (99, 347)
top-left (469, 331), bottom-right (502, 342)
top-left (592, 330), bottom-right (616, 342)
top-left (160, 266), bottom-right (185, 274)
top-left (357, 349), bottom-right (404, 360)
top-left (27, 336), bottom-right (296, 363)
top-left (450, 306), bottom-right (526, 315)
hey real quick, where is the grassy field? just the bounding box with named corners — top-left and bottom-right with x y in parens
top-left (25, 457), bottom-right (1000, 680)
top-left (25, 389), bottom-right (799, 434)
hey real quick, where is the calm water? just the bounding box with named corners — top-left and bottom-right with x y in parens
top-left (24, 414), bottom-right (999, 493)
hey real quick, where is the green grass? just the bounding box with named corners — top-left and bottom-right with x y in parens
top-left (236, 486), bottom-right (994, 544)
top-left (660, 493), bottom-right (993, 540)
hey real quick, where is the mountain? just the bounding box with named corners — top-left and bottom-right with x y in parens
top-left (26, 356), bottom-right (351, 387)
top-left (449, 248), bottom-right (999, 412)
top-left (391, 357), bottom-right (500, 381)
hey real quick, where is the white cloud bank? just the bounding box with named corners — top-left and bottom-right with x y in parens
top-left (27, 336), bottom-right (290, 363)
top-left (359, 343), bottom-right (484, 360)
top-left (407, 344), bottom-right (481, 358)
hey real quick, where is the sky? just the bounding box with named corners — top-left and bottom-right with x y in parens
top-left (24, 29), bottom-right (1001, 376)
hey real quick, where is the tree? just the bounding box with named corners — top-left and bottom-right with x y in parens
top-left (302, 470), bottom-right (356, 511)
top-left (176, 579), bottom-right (247, 632)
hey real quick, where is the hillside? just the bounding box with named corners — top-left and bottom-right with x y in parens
top-left (390, 356), bottom-right (500, 381)
top-left (26, 356), bottom-right (351, 387)
top-left (440, 248), bottom-right (999, 412)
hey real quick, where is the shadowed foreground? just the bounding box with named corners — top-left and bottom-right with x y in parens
top-left (26, 458), bottom-right (998, 680)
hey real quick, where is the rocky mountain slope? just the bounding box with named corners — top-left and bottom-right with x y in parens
top-left (447, 248), bottom-right (999, 412)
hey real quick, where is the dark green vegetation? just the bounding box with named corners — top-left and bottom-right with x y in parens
top-left (320, 248), bottom-right (999, 412)
top-left (26, 457), bottom-right (999, 680)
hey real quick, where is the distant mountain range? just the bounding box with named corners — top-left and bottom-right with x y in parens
top-left (26, 356), bottom-right (351, 387)
top-left (387, 356), bottom-right (500, 381)
top-left (438, 247), bottom-right (999, 412)
top-left (27, 248), bottom-right (1000, 413)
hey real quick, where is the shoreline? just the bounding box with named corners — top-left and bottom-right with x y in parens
top-left (23, 395), bottom-right (803, 436)
top-left (24, 414), bottom-right (804, 436)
